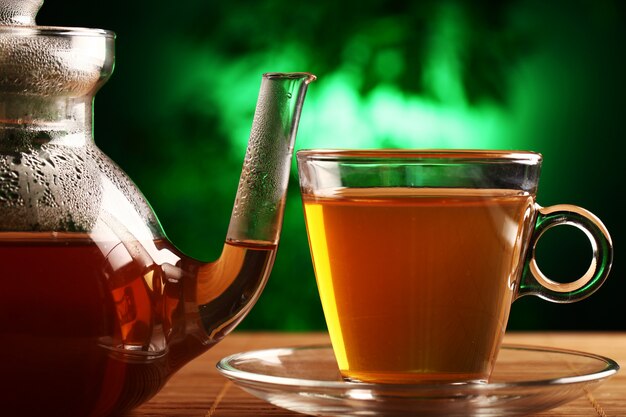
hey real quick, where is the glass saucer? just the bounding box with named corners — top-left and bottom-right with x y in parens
top-left (216, 344), bottom-right (619, 417)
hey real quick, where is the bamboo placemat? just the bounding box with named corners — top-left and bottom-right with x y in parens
top-left (125, 332), bottom-right (625, 416)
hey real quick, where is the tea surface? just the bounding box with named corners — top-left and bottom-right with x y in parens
top-left (303, 187), bottom-right (535, 383)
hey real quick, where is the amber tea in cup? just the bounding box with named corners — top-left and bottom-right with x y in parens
top-left (297, 150), bottom-right (613, 384)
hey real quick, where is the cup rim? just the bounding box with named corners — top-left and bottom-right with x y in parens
top-left (296, 149), bottom-right (542, 164)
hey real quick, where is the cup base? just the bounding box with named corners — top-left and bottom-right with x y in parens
top-left (340, 370), bottom-right (489, 385)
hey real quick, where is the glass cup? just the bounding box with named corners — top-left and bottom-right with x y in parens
top-left (296, 149), bottom-right (613, 384)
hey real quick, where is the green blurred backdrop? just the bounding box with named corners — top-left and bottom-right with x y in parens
top-left (40, 0), bottom-right (624, 330)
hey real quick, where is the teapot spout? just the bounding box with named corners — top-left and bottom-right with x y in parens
top-left (227, 72), bottom-right (316, 244)
top-left (193, 73), bottom-right (315, 343)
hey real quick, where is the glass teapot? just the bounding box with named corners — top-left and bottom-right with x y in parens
top-left (0, 1), bottom-right (315, 415)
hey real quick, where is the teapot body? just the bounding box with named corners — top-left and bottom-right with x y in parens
top-left (0, 141), bottom-right (285, 415)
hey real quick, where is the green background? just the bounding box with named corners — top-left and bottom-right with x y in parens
top-left (39, 0), bottom-right (624, 330)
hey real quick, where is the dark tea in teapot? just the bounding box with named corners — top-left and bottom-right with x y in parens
top-left (1, 233), bottom-right (275, 415)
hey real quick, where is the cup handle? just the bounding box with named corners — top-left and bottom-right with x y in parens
top-left (518, 204), bottom-right (613, 302)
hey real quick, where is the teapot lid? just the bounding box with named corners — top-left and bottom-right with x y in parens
top-left (0, 0), bottom-right (114, 97)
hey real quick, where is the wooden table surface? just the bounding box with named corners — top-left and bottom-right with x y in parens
top-left (125, 332), bottom-right (625, 417)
